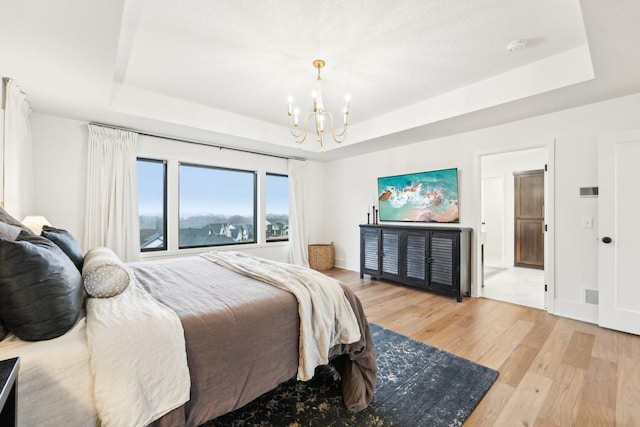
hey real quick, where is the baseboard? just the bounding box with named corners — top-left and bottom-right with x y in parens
top-left (552, 299), bottom-right (598, 324)
top-left (334, 257), bottom-right (359, 272)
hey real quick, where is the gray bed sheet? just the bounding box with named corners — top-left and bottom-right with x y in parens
top-left (131, 256), bottom-right (375, 427)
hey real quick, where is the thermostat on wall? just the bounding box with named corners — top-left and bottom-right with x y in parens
top-left (580, 187), bottom-right (598, 197)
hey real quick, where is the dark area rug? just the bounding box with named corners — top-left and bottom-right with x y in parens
top-left (203, 323), bottom-right (498, 427)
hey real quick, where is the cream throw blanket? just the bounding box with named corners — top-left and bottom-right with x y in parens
top-left (201, 251), bottom-right (361, 381)
top-left (85, 279), bottom-right (191, 427)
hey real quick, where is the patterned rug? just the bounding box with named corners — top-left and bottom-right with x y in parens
top-left (202, 324), bottom-right (498, 427)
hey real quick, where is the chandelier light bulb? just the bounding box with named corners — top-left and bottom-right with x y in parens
top-left (287, 59), bottom-right (349, 149)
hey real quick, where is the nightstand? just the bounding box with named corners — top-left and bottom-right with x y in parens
top-left (0, 357), bottom-right (19, 427)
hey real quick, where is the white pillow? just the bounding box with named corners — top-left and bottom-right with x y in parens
top-left (82, 247), bottom-right (131, 298)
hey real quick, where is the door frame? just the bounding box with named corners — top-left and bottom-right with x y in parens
top-left (473, 140), bottom-right (555, 314)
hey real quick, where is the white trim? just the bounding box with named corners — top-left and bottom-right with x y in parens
top-left (473, 140), bottom-right (555, 315)
top-left (553, 299), bottom-right (598, 324)
top-left (335, 257), bottom-right (359, 272)
top-left (545, 141), bottom-right (556, 314)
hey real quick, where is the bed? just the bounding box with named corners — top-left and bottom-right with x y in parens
top-left (0, 207), bottom-right (376, 427)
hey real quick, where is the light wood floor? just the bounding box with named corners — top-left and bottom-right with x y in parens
top-left (325, 268), bottom-right (640, 427)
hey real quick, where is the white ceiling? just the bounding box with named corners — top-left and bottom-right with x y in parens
top-left (1, 0), bottom-right (639, 161)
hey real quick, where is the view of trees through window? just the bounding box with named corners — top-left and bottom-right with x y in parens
top-left (137, 159), bottom-right (287, 250)
top-left (179, 164), bottom-right (256, 248)
top-left (137, 158), bottom-right (167, 251)
top-left (265, 173), bottom-right (289, 242)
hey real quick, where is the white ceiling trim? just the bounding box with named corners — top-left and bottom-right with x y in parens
top-left (349, 44), bottom-right (594, 147)
top-left (110, 44), bottom-right (594, 154)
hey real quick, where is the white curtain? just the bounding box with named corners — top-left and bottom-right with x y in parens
top-left (2, 78), bottom-right (34, 219)
top-left (83, 124), bottom-right (140, 262)
top-left (288, 159), bottom-right (309, 266)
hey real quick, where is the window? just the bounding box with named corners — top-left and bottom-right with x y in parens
top-left (137, 158), bottom-right (167, 251)
top-left (265, 173), bottom-right (289, 242)
top-left (179, 163), bottom-right (256, 248)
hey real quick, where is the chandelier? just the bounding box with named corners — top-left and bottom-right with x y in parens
top-left (287, 59), bottom-right (350, 149)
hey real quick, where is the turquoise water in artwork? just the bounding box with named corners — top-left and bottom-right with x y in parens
top-left (377, 168), bottom-right (459, 223)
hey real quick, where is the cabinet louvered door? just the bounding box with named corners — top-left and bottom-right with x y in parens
top-left (360, 225), bottom-right (470, 302)
top-left (428, 231), bottom-right (459, 291)
top-left (381, 229), bottom-right (400, 277)
top-left (360, 227), bottom-right (380, 276)
top-left (403, 231), bottom-right (428, 287)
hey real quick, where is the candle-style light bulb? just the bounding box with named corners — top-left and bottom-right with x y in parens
top-left (287, 96), bottom-right (293, 115)
top-left (343, 94), bottom-right (351, 125)
top-left (294, 108), bottom-right (299, 126)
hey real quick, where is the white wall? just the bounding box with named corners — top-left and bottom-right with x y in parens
top-left (29, 92), bottom-right (640, 324)
top-left (0, 83), bottom-right (4, 208)
top-left (31, 115), bottom-right (87, 238)
top-left (30, 114), bottom-right (325, 263)
top-left (320, 92), bottom-right (640, 324)
top-left (481, 176), bottom-right (506, 265)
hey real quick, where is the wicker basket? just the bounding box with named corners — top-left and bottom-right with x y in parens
top-left (308, 242), bottom-right (335, 271)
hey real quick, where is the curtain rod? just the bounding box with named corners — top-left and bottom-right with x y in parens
top-left (2, 77), bottom-right (27, 95)
top-left (89, 122), bottom-right (303, 161)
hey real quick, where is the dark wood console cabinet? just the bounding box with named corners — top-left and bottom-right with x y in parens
top-left (360, 224), bottom-right (471, 302)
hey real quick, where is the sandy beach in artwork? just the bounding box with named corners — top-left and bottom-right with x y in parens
top-left (405, 202), bottom-right (459, 223)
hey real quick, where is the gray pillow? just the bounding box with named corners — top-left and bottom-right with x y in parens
top-left (0, 231), bottom-right (84, 341)
top-left (0, 321), bottom-right (7, 341)
top-left (0, 222), bottom-right (21, 240)
top-left (41, 225), bottom-right (84, 272)
top-left (0, 206), bottom-right (34, 234)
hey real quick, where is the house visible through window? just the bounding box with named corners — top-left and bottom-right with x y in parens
top-left (179, 163), bottom-right (256, 248)
top-left (266, 173), bottom-right (289, 242)
top-left (137, 158), bottom-right (167, 251)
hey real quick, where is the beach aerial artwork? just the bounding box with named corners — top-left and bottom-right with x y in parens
top-left (377, 168), bottom-right (459, 223)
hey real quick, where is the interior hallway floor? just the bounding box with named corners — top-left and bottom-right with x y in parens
top-left (482, 266), bottom-right (545, 310)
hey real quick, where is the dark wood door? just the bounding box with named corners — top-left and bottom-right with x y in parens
top-left (514, 169), bottom-right (544, 269)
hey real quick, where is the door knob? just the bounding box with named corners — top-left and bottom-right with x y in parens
top-left (602, 236), bottom-right (612, 244)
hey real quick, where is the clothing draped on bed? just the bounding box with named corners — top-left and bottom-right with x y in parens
top-left (132, 255), bottom-right (376, 427)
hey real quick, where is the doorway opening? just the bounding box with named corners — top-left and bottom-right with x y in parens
top-left (480, 148), bottom-right (547, 309)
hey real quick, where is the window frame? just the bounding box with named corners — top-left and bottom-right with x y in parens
top-left (137, 157), bottom-right (168, 252)
top-left (265, 172), bottom-right (290, 243)
top-left (178, 162), bottom-right (257, 249)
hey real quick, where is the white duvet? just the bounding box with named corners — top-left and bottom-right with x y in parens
top-left (85, 279), bottom-right (191, 427)
top-left (0, 279), bottom-right (190, 427)
top-left (0, 317), bottom-right (98, 427)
